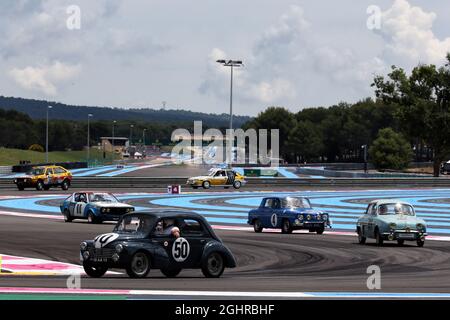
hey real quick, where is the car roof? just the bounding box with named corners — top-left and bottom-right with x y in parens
top-left (120, 209), bottom-right (220, 240)
top-left (368, 199), bottom-right (412, 206)
top-left (262, 195), bottom-right (309, 200)
top-left (33, 165), bottom-right (64, 169)
top-left (123, 209), bottom-right (205, 220)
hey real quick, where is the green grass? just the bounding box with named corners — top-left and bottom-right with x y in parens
top-left (0, 148), bottom-right (116, 166)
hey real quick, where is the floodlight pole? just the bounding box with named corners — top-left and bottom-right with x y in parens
top-left (216, 59), bottom-right (243, 166)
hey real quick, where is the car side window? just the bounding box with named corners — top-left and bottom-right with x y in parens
top-left (272, 199), bottom-right (280, 209)
top-left (78, 193), bottom-right (87, 203)
top-left (46, 168), bottom-right (53, 175)
top-left (54, 167), bottom-right (65, 174)
top-left (263, 199), bottom-right (273, 208)
top-left (74, 193), bottom-right (81, 202)
top-left (371, 205), bottom-right (377, 216)
top-left (366, 204), bottom-right (373, 215)
top-left (179, 219), bottom-right (205, 237)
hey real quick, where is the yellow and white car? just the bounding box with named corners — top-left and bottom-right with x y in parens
top-left (186, 168), bottom-right (246, 189)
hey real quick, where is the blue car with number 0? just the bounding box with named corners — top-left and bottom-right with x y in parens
top-left (247, 196), bottom-right (331, 234)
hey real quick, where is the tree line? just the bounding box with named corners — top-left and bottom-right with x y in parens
top-left (0, 109), bottom-right (200, 151)
top-left (244, 54), bottom-right (450, 176)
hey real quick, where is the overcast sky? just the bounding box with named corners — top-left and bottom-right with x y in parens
top-left (1, 0), bottom-right (449, 116)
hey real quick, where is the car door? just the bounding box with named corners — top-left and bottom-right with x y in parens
top-left (359, 204), bottom-right (372, 237)
top-left (367, 204), bottom-right (377, 238)
top-left (44, 168), bottom-right (54, 186)
top-left (258, 198), bottom-right (272, 227)
top-left (72, 192), bottom-right (88, 217)
top-left (211, 170), bottom-right (228, 186)
top-left (53, 167), bottom-right (65, 184)
top-left (177, 218), bottom-right (207, 267)
top-left (225, 170), bottom-right (236, 185)
top-left (152, 218), bottom-right (204, 268)
top-left (269, 198), bottom-right (281, 228)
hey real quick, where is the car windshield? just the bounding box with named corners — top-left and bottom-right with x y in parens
top-left (282, 197), bottom-right (311, 209)
top-left (27, 168), bottom-right (45, 175)
top-left (378, 203), bottom-right (415, 216)
top-left (89, 193), bottom-right (119, 202)
top-left (114, 215), bottom-right (155, 235)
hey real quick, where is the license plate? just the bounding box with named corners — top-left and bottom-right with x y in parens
top-left (92, 257), bottom-right (108, 262)
top-left (398, 233), bottom-right (415, 239)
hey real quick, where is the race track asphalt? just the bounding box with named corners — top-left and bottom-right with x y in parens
top-left (1, 213), bottom-right (450, 294)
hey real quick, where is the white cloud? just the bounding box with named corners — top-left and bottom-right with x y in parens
top-left (377, 0), bottom-right (450, 65)
top-left (199, 5), bottom-right (379, 109)
top-left (9, 61), bottom-right (81, 96)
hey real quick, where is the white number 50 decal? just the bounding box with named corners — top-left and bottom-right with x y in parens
top-left (172, 237), bottom-right (190, 262)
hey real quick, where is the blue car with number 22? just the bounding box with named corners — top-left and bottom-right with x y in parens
top-left (248, 196), bottom-right (332, 234)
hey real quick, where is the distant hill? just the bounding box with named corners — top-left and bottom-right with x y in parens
top-left (0, 96), bottom-right (251, 127)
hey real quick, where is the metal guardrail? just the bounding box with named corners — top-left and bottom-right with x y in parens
top-left (2, 177), bottom-right (450, 189)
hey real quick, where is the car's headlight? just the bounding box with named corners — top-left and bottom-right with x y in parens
top-left (101, 207), bottom-right (106, 213)
top-left (322, 214), bottom-right (328, 220)
top-left (80, 241), bottom-right (88, 250)
top-left (416, 223), bottom-right (425, 231)
top-left (306, 214), bottom-right (311, 220)
top-left (389, 223), bottom-right (397, 230)
top-left (298, 214), bottom-right (303, 220)
top-left (115, 243), bottom-right (124, 253)
top-left (317, 215), bottom-right (322, 220)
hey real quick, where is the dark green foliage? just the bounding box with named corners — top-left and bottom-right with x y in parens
top-left (0, 96), bottom-right (250, 128)
top-left (369, 128), bottom-right (412, 170)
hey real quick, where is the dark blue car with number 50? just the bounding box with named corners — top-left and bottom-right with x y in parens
top-left (247, 196), bottom-right (332, 234)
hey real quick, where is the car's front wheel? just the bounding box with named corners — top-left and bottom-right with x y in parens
top-left (281, 219), bottom-right (293, 234)
top-left (83, 263), bottom-right (108, 278)
top-left (202, 252), bottom-right (225, 278)
top-left (202, 181), bottom-right (211, 189)
top-left (316, 226), bottom-right (325, 234)
top-left (63, 209), bottom-right (72, 222)
top-left (357, 228), bottom-right (366, 244)
top-left (233, 181), bottom-right (241, 189)
top-left (126, 252), bottom-right (151, 278)
top-left (160, 268), bottom-right (182, 278)
top-left (253, 219), bottom-right (263, 233)
top-left (87, 212), bottom-right (99, 224)
top-left (417, 239), bottom-right (425, 247)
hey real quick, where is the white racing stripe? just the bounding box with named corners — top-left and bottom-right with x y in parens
top-left (128, 290), bottom-right (314, 298)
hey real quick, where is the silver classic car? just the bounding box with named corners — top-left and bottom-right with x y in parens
top-left (356, 199), bottom-right (427, 246)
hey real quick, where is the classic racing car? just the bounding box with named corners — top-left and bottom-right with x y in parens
top-left (247, 196), bottom-right (331, 234)
top-left (13, 165), bottom-right (72, 191)
top-left (356, 199), bottom-right (427, 246)
top-left (80, 210), bottom-right (236, 278)
top-left (60, 192), bottom-right (135, 223)
top-left (186, 168), bottom-right (246, 189)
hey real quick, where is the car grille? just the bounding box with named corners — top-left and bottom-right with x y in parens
top-left (89, 248), bottom-right (115, 259)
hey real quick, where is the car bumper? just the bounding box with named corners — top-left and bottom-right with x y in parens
top-left (14, 179), bottom-right (35, 187)
top-left (97, 214), bottom-right (126, 222)
top-left (293, 220), bottom-right (328, 229)
top-left (186, 180), bottom-right (202, 186)
top-left (381, 230), bottom-right (427, 241)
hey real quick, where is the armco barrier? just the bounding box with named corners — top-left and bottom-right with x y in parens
top-left (2, 177), bottom-right (450, 189)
